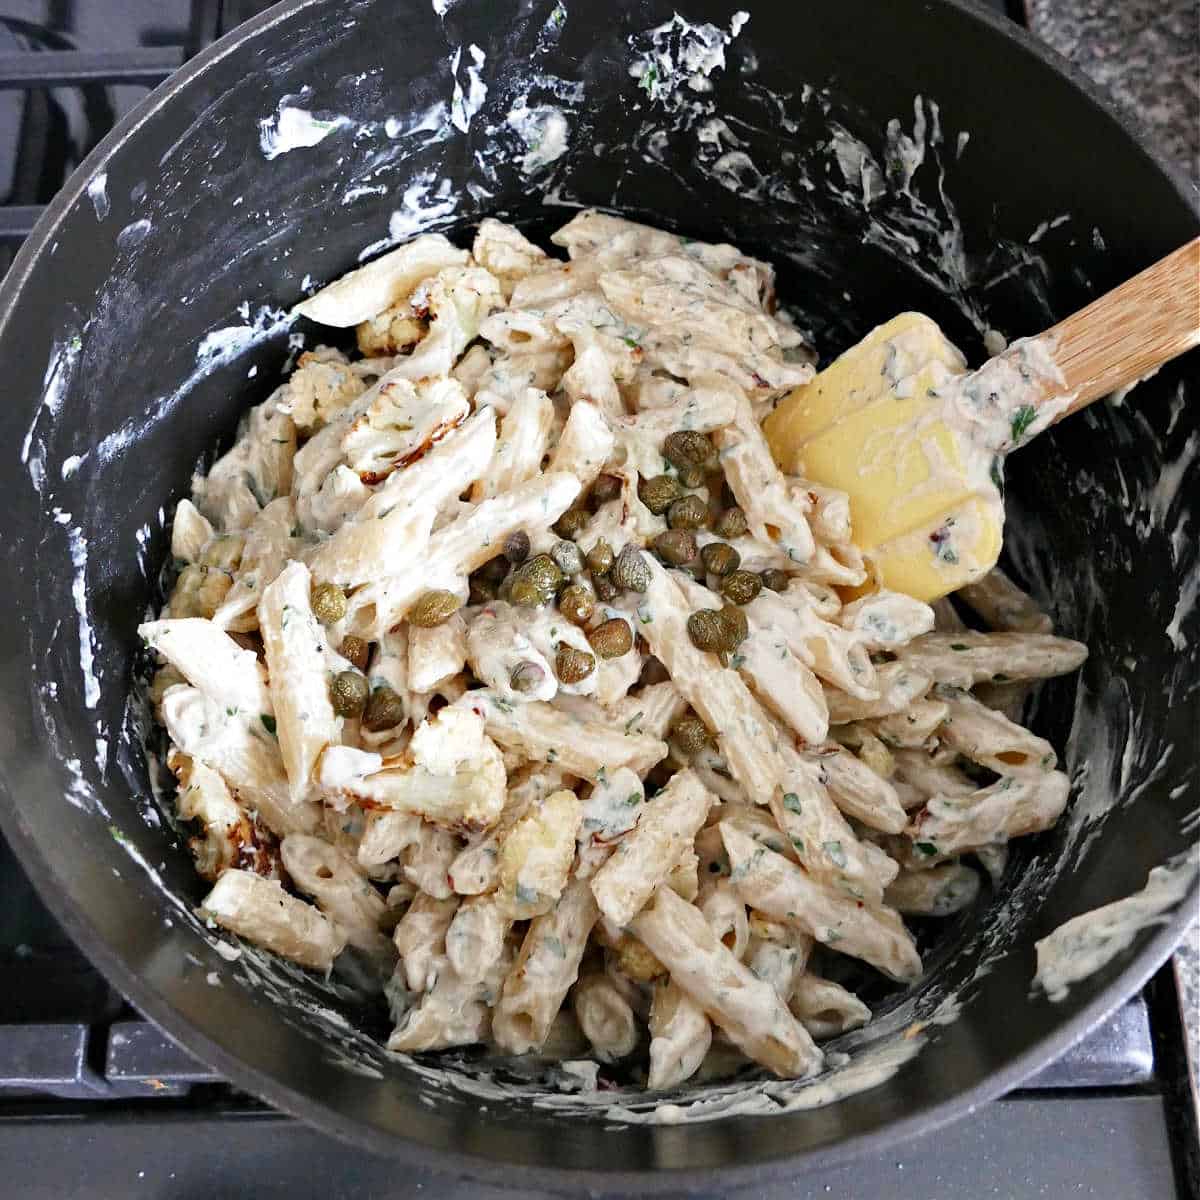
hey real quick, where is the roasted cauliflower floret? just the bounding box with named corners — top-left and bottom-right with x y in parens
top-left (277, 347), bottom-right (369, 433)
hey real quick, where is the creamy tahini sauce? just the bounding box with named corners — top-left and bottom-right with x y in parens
top-left (1033, 844), bottom-right (1199, 1002)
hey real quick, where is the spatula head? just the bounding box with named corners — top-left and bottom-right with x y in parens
top-left (764, 313), bottom-right (1004, 601)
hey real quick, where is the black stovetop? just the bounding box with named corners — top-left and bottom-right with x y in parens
top-left (0, 3), bottom-right (1195, 1197)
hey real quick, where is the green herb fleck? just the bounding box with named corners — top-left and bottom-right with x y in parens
top-left (950, 643), bottom-right (969, 652)
top-left (915, 841), bottom-right (939, 857)
top-left (625, 792), bottom-right (642, 807)
top-left (1010, 405), bottom-right (1037, 444)
top-left (823, 840), bottom-right (847, 868)
top-left (782, 792), bottom-right (802, 814)
top-left (260, 714), bottom-right (277, 736)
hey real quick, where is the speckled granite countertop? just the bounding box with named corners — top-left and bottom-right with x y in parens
top-left (1028, 0), bottom-right (1200, 1115)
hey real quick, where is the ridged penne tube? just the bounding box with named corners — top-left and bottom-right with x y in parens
top-left (647, 978), bottom-right (712, 1090)
top-left (636, 557), bottom-right (785, 804)
top-left (711, 387), bottom-right (817, 565)
top-left (609, 683), bottom-right (688, 742)
top-left (547, 399), bottom-right (615, 490)
top-left (955, 567), bottom-right (1053, 634)
top-left (392, 892), bottom-right (458, 992)
top-left (825, 663), bottom-right (934, 725)
top-left (211, 498), bottom-right (295, 632)
top-left (675, 573), bottom-right (829, 745)
top-left (493, 876), bottom-right (600, 1055)
top-left (573, 973), bottom-right (639, 1062)
top-left (790, 975), bottom-right (871, 1040)
top-left (897, 631), bottom-right (1088, 689)
top-left (349, 471), bottom-right (582, 638)
top-left (280, 834), bottom-right (394, 963)
top-left (745, 925), bottom-right (813, 1000)
top-left (160, 687), bottom-right (319, 837)
top-left (258, 561), bottom-right (341, 801)
top-left (628, 886), bottom-right (823, 1079)
top-left (936, 689), bottom-right (1057, 777)
top-left (445, 892), bottom-right (510, 984)
top-left (813, 743), bottom-right (908, 834)
top-left (720, 824), bottom-right (922, 983)
top-left (907, 771), bottom-right (1070, 859)
top-left (138, 618), bottom-right (272, 717)
top-left (472, 386), bottom-right (555, 500)
top-left (885, 862), bottom-right (982, 916)
top-left (170, 499), bottom-right (215, 562)
top-left (891, 748), bottom-right (977, 799)
top-left (871, 698), bottom-right (950, 748)
top-left (387, 946), bottom-right (511, 1053)
top-left (699, 879), bottom-right (750, 960)
top-left (457, 691), bottom-right (668, 781)
top-left (590, 769), bottom-right (713, 928)
top-left (199, 869), bottom-right (345, 972)
top-left (746, 586), bottom-right (878, 700)
top-left (292, 233), bottom-right (468, 327)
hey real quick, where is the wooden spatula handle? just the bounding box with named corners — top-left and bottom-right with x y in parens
top-left (1047, 237), bottom-right (1199, 417)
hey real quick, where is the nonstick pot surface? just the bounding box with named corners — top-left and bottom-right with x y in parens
top-left (0, 0), bottom-right (1195, 1190)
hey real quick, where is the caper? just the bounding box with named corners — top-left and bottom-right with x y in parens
top-left (311, 581), bottom-right (347, 625)
top-left (503, 530), bottom-right (531, 564)
top-left (638, 474), bottom-right (684, 515)
top-left (722, 570), bottom-right (762, 606)
top-left (362, 686), bottom-right (405, 732)
top-left (585, 538), bottom-right (614, 576)
top-left (667, 494), bottom-right (708, 530)
top-left (717, 605), bottom-right (749, 650)
top-left (687, 609), bottom-right (726, 654)
top-left (409, 589), bottom-right (461, 627)
top-left (593, 573), bottom-right (617, 602)
top-left (611, 544), bottom-right (650, 593)
top-left (676, 464), bottom-right (707, 489)
top-left (663, 430), bottom-right (716, 472)
top-left (590, 474), bottom-right (623, 507)
top-left (510, 578), bottom-right (542, 608)
top-left (714, 507), bottom-right (749, 539)
top-left (760, 569), bottom-right (790, 593)
top-left (512, 554), bottom-right (563, 605)
top-left (553, 508), bottom-right (590, 540)
top-left (558, 584), bottom-right (595, 627)
top-left (339, 634), bottom-right (370, 673)
top-left (556, 645), bottom-right (596, 685)
top-left (550, 540), bottom-right (584, 576)
top-left (671, 712), bottom-right (712, 755)
top-left (653, 528), bottom-right (698, 567)
top-left (330, 670), bottom-right (369, 718)
top-left (700, 541), bottom-right (740, 577)
top-left (588, 617), bottom-right (633, 659)
top-left (510, 661), bottom-right (546, 694)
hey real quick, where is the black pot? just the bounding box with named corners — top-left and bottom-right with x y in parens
top-left (0, 0), bottom-right (1195, 1190)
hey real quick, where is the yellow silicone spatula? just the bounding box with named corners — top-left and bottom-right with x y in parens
top-left (764, 238), bottom-right (1200, 602)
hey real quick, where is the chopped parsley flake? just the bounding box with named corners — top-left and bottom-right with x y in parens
top-left (823, 840), bottom-right (847, 868)
top-left (1010, 405), bottom-right (1037, 444)
top-left (915, 841), bottom-right (939, 857)
top-left (782, 792), bottom-right (803, 814)
top-left (260, 714), bottom-right (277, 736)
